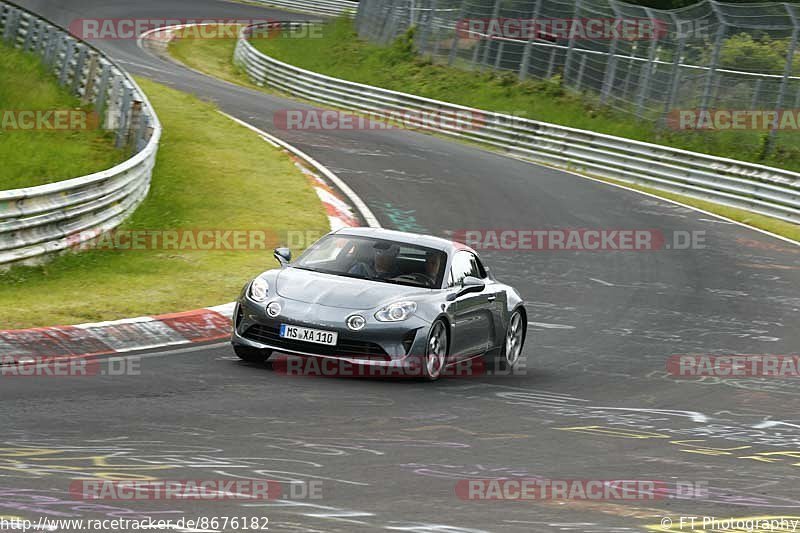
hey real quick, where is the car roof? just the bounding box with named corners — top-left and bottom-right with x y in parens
top-left (332, 227), bottom-right (476, 255)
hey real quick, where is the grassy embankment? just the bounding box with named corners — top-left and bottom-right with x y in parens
top-left (0, 42), bottom-right (125, 189)
top-left (0, 77), bottom-right (329, 328)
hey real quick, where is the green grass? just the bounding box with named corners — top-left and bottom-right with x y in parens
top-left (0, 42), bottom-right (125, 189)
top-left (167, 21), bottom-right (800, 241)
top-left (0, 78), bottom-right (329, 329)
top-left (169, 27), bottom-right (247, 87)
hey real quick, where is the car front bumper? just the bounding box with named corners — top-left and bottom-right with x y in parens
top-left (231, 294), bottom-right (433, 369)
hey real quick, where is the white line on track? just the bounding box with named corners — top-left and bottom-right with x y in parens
top-left (527, 321), bottom-right (575, 329)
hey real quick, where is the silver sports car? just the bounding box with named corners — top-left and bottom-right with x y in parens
top-left (231, 227), bottom-right (527, 380)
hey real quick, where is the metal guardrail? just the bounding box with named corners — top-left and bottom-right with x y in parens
top-left (235, 21), bottom-right (800, 225)
top-left (247, 0), bottom-right (357, 17)
top-left (0, 1), bottom-right (161, 267)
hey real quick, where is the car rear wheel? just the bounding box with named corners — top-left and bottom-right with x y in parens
top-left (423, 320), bottom-right (448, 381)
top-left (234, 345), bottom-right (272, 364)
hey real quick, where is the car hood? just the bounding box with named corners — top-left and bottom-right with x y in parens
top-left (276, 267), bottom-right (428, 309)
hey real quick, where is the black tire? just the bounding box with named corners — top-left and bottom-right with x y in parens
top-left (422, 320), bottom-right (449, 381)
top-left (488, 309), bottom-right (525, 375)
top-left (234, 345), bottom-right (272, 364)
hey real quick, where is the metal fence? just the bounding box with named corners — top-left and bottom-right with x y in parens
top-left (0, 1), bottom-right (161, 267)
top-left (249, 0), bottom-right (358, 17)
top-left (356, 0), bottom-right (800, 147)
top-left (236, 21), bottom-right (800, 224)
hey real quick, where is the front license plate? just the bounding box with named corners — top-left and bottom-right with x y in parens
top-left (279, 324), bottom-right (338, 346)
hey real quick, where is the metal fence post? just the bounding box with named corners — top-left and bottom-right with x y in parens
top-left (5, 7), bottom-right (19, 45)
top-left (81, 52), bottom-right (100, 106)
top-left (545, 47), bottom-right (556, 78)
top-left (71, 45), bottom-right (88, 94)
top-left (634, 7), bottom-right (658, 117)
top-left (518, 0), bottom-right (542, 80)
top-left (563, 0), bottom-right (581, 86)
top-left (469, 27), bottom-right (482, 67)
top-left (37, 23), bottom-right (50, 56)
top-left (765, 4), bottom-right (798, 155)
top-left (354, 0), bottom-right (366, 32)
top-left (479, 0), bottom-right (502, 69)
top-left (661, 13), bottom-right (686, 126)
top-left (372, 0), bottom-right (390, 42)
top-left (115, 86), bottom-right (133, 148)
top-left (23, 17), bottom-right (37, 51)
top-left (0, 5), bottom-right (8, 40)
top-left (600, 0), bottom-right (621, 104)
top-left (105, 74), bottom-right (122, 130)
top-left (621, 44), bottom-right (636, 97)
top-left (378, 0), bottom-right (400, 44)
top-left (448, 0), bottom-right (468, 66)
top-left (576, 55), bottom-right (587, 91)
top-left (136, 115), bottom-right (151, 153)
top-left (44, 27), bottom-right (60, 66)
top-left (418, 0), bottom-right (437, 55)
top-left (700, 3), bottom-right (725, 111)
top-left (126, 101), bottom-right (143, 153)
top-left (492, 41), bottom-right (505, 71)
top-left (360, 0), bottom-right (378, 39)
top-left (750, 78), bottom-right (762, 109)
top-left (58, 39), bottom-right (75, 86)
top-left (431, 0), bottom-right (444, 58)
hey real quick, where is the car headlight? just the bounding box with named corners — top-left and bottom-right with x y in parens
top-left (375, 301), bottom-right (417, 322)
top-left (249, 277), bottom-right (269, 302)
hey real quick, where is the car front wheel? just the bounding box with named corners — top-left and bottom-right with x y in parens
top-left (423, 320), bottom-right (448, 381)
top-left (233, 345), bottom-right (272, 364)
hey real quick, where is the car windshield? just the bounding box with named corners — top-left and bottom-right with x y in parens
top-left (292, 235), bottom-right (447, 288)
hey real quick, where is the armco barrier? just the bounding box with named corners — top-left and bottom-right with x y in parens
top-left (248, 0), bottom-right (357, 17)
top-left (235, 21), bottom-right (800, 226)
top-left (0, 1), bottom-right (161, 267)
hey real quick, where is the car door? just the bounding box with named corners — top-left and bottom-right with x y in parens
top-left (474, 255), bottom-right (506, 350)
top-left (448, 251), bottom-right (494, 359)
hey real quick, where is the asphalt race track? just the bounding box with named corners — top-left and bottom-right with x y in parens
top-left (4, 1), bottom-right (800, 531)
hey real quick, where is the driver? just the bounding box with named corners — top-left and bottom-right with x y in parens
top-left (349, 242), bottom-right (401, 280)
top-left (424, 251), bottom-right (441, 281)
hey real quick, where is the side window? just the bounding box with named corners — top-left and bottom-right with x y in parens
top-left (470, 254), bottom-right (487, 279)
top-left (448, 252), bottom-right (483, 287)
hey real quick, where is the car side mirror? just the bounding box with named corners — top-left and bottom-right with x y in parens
top-left (446, 276), bottom-right (485, 301)
top-left (274, 247), bottom-right (291, 267)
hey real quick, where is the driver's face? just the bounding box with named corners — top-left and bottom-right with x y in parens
top-left (375, 251), bottom-right (395, 272)
top-left (425, 254), bottom-right (440, 277)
